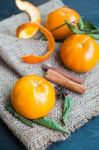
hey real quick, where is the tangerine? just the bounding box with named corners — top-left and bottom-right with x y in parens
top-left (45, 7), bottom-right (80, 39)
top-left (59, 34), bottom-right (99, 72)
top-left (11, 75), bottom-right (56, 119)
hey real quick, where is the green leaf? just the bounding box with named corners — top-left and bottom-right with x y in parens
top-left (88, 34), bottom-right (99, 40)
top-left (62, 96), bottom-right (73, 125)
top-left (65, 20), bottom-right (85, 34)
top-left (76, 17), bottom-right (99, 35)
top-left (89, 29), bottom-right (99, 34)
top-left (48, 17), bottom-right (99, 38)
top-left (83, 21), bottom-right (98, 33)
top-left (78, 17), bottom-right (85, 30)
top-left (5, 103), bottom-right (33, 127)
top-left (33, 117), bottom-right (69, 133)
top-left (5, 102), bottom-right (69, 133)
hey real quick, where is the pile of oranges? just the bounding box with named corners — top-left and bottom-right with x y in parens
top-left (16, 0), bottom-right (99, 73)
top-left (45, 7), bottom-right (99, 73)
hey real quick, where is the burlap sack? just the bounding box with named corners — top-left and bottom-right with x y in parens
top-left (0, 0), bottom-right (99, 150)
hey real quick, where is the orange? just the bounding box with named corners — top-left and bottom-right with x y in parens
top-left (59, 34), bottom-right (99, 72)
top-left (45, 7), bottom-right (80, 39)
top-left (11, 75), bottom-right (56, 119)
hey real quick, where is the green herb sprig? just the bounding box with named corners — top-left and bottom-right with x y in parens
top-left (62, 96), bottom-right (73, 125)
top-left (5, 102), bottom-right (68, 133)
top-left (55, 86), bottom-right (73, 125)
top-left (51, 17), bottom-right (99, 40)
top-left (33, 117), bottom-right (68, 133)
top-left (5, 103), bottom-right (33, 127)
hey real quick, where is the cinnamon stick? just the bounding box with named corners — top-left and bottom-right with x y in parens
top-left (43, 64), bottom-right (84, 84)
top-left (45, 69), bottom-right (86, 94)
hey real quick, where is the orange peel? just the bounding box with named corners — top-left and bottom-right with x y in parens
top-left (18, 22), bottom-right (55, 64)
top-left (15, 0), bottom-right (41, 38)
top-left (16, 22), bottom-right (39, 38)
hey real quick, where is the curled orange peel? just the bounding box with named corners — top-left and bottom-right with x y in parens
top-left (15, 0), bottom-right (41, 38)
top-left (16, 21), bottom-right (39, 38)
top-left (18, 23), bottom-right (55, 64)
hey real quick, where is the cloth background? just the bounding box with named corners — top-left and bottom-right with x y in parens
top-left (0, 0), bottom-right (99, 150)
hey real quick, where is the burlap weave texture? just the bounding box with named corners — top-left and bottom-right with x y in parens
top-left (0, 0), bottom-right (99, 150)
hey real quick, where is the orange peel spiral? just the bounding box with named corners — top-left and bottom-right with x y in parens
top-left (17, 22), bottom-right (55, 64)
top-left (15, 0), bottom-right (41, 38)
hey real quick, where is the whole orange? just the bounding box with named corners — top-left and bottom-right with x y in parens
top-left (59, 34), bottom-right (99, 72)
top-left (11, 75), bottom-right (56, 119)
top-left (45, 7), bottom-right (80, 39)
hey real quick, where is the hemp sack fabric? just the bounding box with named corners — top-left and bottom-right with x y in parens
top-left (0, 0), bottom-right (99, 150)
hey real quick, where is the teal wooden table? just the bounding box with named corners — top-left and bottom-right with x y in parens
top-left (0, 0), bottom-right (99, 150)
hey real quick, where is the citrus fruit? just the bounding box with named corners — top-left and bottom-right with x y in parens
top-left (11, 75), bottom-right (56, 119)
top-left (45, 7), bottom-right (80, 39)
top-left (59, 34), bottom-right (99, 72)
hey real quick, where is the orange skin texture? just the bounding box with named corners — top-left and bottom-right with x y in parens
top-left (59, 34), bottom-right (99, 73)
top-left (45, 7), bottom-right (80, 39)
top-left (11, 75), bottom-right (56, 119)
